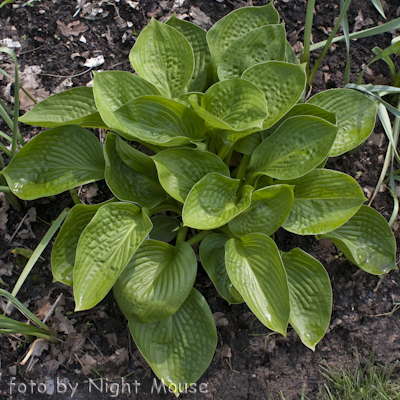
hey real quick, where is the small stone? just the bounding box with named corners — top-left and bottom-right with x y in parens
top-left (252, 374), bottom-right (256, 378)
top-left (378, 154), bottom-right (384, 164)
top-left (215, 317), bottom-right (229, 327)
top-left (45, 377), bottom-right (55, 395)
top-left (220, 345), bottom-right (231, 358)
top-left (9, 365), bottom-right (17, 375)
top-left (267, 338), bottom-right (276, 353)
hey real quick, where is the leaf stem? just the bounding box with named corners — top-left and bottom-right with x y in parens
top-left (235, 154), bottom-right (251, 183)
top-left (175, 226), bottom-right (189, 244)
top-left (302, 0), bottom-right (316, 78)
top-left (69, 188), bottom-right (81, 205)
top-left (186, 229), bottom-right (213, 246)
top-left (217, 144), bottom-right (232, 161)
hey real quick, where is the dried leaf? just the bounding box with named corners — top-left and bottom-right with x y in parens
top-left (57, 20), bottom-right (88, 37)
top-left (0, 193), bottom-right (10, 230)
top-left (189, 6), bottom-right (212, 29)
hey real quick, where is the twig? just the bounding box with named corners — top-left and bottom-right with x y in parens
top-left (40, 67), bottom-right (92, 78)
top-left (8, 213), bottom-right (29, 243)
top-left (43, 293), bottom-right (63, 324)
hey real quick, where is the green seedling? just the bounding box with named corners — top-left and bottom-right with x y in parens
top-left (0, 6), bottom-right (397, 396)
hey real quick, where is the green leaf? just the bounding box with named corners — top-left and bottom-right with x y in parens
top-left (242, 61), bottom-right (307, 129)
top-left (248, 116), bottom-right (338, 180)
top-left (104, 133), bottom-right (166, 207)
top-left (199, 233), bottom-right (243, 304)
top-left (307, 88), bottom-right (378, 156)
top-left (93, 71), bottom-right (160, 132)
top-left (281, 248), bottom-right (332, 350)
top-left (129, 288), bottom-right (217, 396)
top-left (277, 169), bottom-right (366, 235)
top-left (189, 79), bottom-right (268, 132)
top-left (228, 184), bottom-right (294, 237)
top-left (261, 103), bottom-right (337, 140)
top-left (225, 233), bottom-right (289, 335)
top-left (166, 14), bottom-right (211, 92)
top-left (183, 173), bottom-right (253, 230)
top-left (73, 202), bottom-right (152, 311)
top-left (285, 40), bottom-right (299, 64)
top-left (207, 3), bottom-right (279, 73)
top-left (316, 205), bottom-right (397, 275)
top-left (149, 215), bottom-right (180, 243)
top-left (153, 148), bottom-right (230, 203)
top-left (114, 240), bottom-right (197, 323)
top-left (218, 24), bottom-right (286, 81)
top-left (112, 95), bottom-right (207, 147)
top-left (129, 18), bottom-right (194, 98)
top-left (19, 87), bottom-right (107, 129)
top-left (51, 201), bottom-right (114, 286)
top-left (2, 125), bottom-right (105, 200)
top-left (234, 132), bottom-right (262, 156)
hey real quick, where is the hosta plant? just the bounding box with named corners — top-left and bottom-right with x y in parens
top-left (1, 4), bottom-right (397, 396)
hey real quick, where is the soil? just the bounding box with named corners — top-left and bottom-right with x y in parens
top-left (1, 0), bottom-right (400, 399)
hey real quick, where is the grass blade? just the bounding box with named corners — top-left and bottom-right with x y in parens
top-left (370, 0), bottom-right (386, 19)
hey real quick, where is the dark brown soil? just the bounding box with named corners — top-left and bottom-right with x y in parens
top-left (1, 1), bottom-right (400, 399)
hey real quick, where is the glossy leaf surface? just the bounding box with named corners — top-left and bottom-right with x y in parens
top-left (199, 233), bottom-right (243, 304)
top-left (2, 125), bottom-right (105, 200)
top-left (189, 79), bottom-right (268, 132)
top-left (183, 173), bottom-right (253, 229)
top-left (19, 87), bottom-right (107, 128)
top-left (93, 71), bottom-right (160, 131)
top-left (225, 233), bottom-right (289, 335)
top-left (153, 148), bottom-right (230, 203)
top-left (229, 184), bottom-right (294, 237)
top-left (282, 248), bottom-right (332, 350)
top-left (248, 116), bottom-right (338, 180)
top-left (114, 240), bottom-right (197, 323)
top-left (129, 288), bottom-right (217, 396)
top-left (242, 61), bottom-right (307, 129)
top-left (113, 95), bottom-right (206, 147)
top-left (218, 24), bottom-right (286, 81)
top-left (316, 205), bottom-right (397, 275)
top-left (308, 88), bottom-right (378, 156)
top-left (129, 18), bottom-right (194, 98)
top-left (278, 169), bottom-right (366, 235)
top-left (166, 14), bottom-right (211, 92)
top-left (104, 133), bottom-right (166, 207)
top-left (74, 203), bottom-right (152, 311)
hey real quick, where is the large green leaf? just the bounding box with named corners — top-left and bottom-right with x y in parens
top-left (149, 215), bottom-right (180, 243)
top-left (166, 14), bottom-right (211, 92)
top-left (225, 233), bottom-right (289, 335)
top-left (207, 3), bottom-right (279, 73)
top-left (307, 88), bottom-right (378, 156)
top-left (93, 71), bottom-right (160, 132)
top-left (73, 203), bottom-right (152, 311)
top-left (199, 233), bottom-right (243, 304)
top-left (183, 173), bottom-right (253, 229)
top-left (189, 79), bottom-right (268, 132)
top-left (316, 205), bottom-right (397, 275)
top-left (51, 200), bottom-right (116, 286)
top-left (277, 169), bottom-right (366, 235)
top-left (234, 132), bottom-right (262, 155)
top-left (19, 87), bottom-right (107, 129)
top-left (281, 248), bottom-right (332, 350)
top-left (129, 18), bottom-right (194, 98)
top-left (104, 133), bottom-right (166, 207)
top-left (218, 24), bottom-right (286, 81)
top-left (248, 116), bottom-right (338, 180)
top-left (129, 288), bottom-right (217, 396)
top-left (114, 240), bottom-right (197, 323)
top-left (228, 184), bottom-right (294, 237)
top-left (261, 103), bottom-right (337, 140)
top-left (2, 125), bottom-right (105, 200)
top-left (153, 148), bottom-right (230, 203)
top-left (112, 95), bottom-right (207, 147)
top-left (242, 61), bottom-right (307, 129)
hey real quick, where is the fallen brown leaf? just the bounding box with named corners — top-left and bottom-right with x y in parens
top-left (57, 20), bottom-right (88, 37)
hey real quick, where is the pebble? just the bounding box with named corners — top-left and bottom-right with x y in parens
top-left (9, 365), bottom-right (17, 376)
